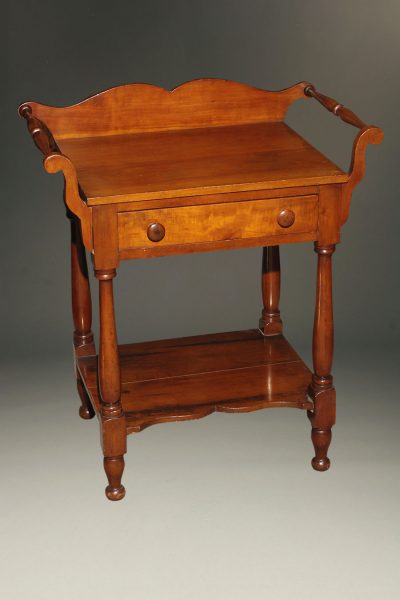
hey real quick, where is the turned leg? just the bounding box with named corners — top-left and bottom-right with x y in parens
top-left (308, 243), bottom-right (336, 471)
top-left (68, 212), bottom-right (95, 419)
top-left (259, 246), bottom-right (283, 336)
top-left (97, 269), bottom-right (127, 501)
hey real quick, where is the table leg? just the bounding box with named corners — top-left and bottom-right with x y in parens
top-left (259, 246), bottom-right (283, 336)
top-left (96, 269), bottom-right (127, 501)
top-left (308, 243), bottom-right (336, 471)
top-left (69, 213), bottom-right (95, 419)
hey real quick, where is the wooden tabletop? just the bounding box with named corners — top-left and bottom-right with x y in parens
top-left (57, 121), bottom-right (348, 205)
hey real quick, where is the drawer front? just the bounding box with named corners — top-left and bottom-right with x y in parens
top-left (118, 195), bottom-right (318, 250)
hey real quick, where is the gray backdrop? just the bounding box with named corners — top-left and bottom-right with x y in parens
top-left (5, 0), bottom-right (399, 360)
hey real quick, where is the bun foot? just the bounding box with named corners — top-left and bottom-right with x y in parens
top-left (105, 484), bottom-right (126, 501)
top-left (310, 427), bottom-right (332, 472)
top-left (77, 376), bottom-right (95, 419)
top-left (104, 455), bottom-right (125, 501)
top-left (311, 456), bottom-right (331, 471)
top-left (79, 405), bottom-right (95, 420)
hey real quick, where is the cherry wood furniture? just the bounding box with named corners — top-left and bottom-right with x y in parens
top-left (19, 79), bottom-right (382, 500)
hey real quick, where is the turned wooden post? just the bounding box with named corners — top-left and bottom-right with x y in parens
top-left (68, 212), bottom-right (95, 419)
top-left (308, 243), bottom-right (336, 471)
top-left (96, 268), bottom-right (127, 501)
top-left (259, 246), bottom-right (283, 336)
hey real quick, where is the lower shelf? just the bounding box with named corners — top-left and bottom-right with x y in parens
top-left (77, 329), bottom-right (313, 433)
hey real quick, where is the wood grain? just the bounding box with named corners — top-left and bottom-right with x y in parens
top-left (77, 330), bottom-right (313, 433)
top-left (119, 230), bottom-right (319, 260)
top-left (23, 79), bottom-right (308, 138)
top-left (18, 78), bottom-right (383, 499)
top-left (308, 244), bottom-right (336, 471)
top-left (118, 195), bottom-right (318, 251)
top-left (79, 329), bottom-right (302, 383)
top-left (69, 214), bottom-right (94, 353)
top-left (68, 212), bottom-right (95, 420)
top-left (341, 126), bottom-right (384, 224)
top-left (56, 122), bottom-right (347, 204)
top-left (114, 186), bottom-right (319, 212)
top-left (303, 84), bottom-right (383, 223)
top-left (96, 269), bottom-right (127, 500)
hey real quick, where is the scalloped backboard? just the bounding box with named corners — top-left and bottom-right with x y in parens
top-left (25, 78), bottom-right (307, 139)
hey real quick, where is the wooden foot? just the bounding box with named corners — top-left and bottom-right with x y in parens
top-left (77, 374), bottom-right (95, 419)
top-left (96, 269), bottom-right (127, 501)
top-left (104, 456), bottom-right (126, 501)
top-left (309, 423), bottom-right (332, 471)
top-left (309, 243), bottom-right (336, 471)
top-left (308, 385), bottom-right (335, 472)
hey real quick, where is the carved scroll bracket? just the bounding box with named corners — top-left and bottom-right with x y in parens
top-left (44, 153), bottom-right (93, 251)
top-left (19, 103), bottom-right (93, 252)
top-left (341, 126), bottom-right (384, 224)
top-left (304, 85), bottom-right (383, 224)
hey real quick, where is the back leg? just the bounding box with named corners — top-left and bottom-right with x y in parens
top-left (77, 371), bottom-right (95, 419)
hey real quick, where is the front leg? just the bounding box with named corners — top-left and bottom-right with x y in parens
top-left (96, 269), bottom-right (127, 500)
top-left (308, 243), bottom-right (336, 471)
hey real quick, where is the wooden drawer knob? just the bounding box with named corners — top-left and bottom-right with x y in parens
top-left (147, 222), bottom-right (165, 242)
top-left (277, 209), bottom-right (295, 228)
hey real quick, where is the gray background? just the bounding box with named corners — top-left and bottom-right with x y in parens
top-left (3, 1), bottom-right (400, 599)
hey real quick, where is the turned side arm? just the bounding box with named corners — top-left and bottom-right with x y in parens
top-left (304, 85), bottom-right (383, 223)
top-left (18, 103), bottom-right (93, 250)
top-left (19, 105), bottom-right (59, 155)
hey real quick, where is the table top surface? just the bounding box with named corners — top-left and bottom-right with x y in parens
top-left (57, 121), bottom-right (348, 205)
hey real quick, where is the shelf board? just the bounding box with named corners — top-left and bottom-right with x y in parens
top-left (77, 329), bottom-right (313, 433)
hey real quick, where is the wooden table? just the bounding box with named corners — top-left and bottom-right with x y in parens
top-left (19, 79), bottom-right (382, 500)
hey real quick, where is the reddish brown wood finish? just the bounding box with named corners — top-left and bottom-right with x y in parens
top-left (69, 214), bottom-right (94, 353)
top-left (76, 375), bottom-right (95, 421)
top-left (117, 195), bottom-right (318, 258)
top-left (304, 84), bottom-right (384, 224)
top-left (308, 243), bottom-right (336, 471)
top-left (19, 79), bottom-right (383, 500)
top-left (45, 153), bottom-right (93, 251)
top-left (21, 79), bottom-right (308, 138)
top-left (103, 456), bottom-right (125, 502)
top-left (77, 330), bottom-right (313, 433)
top-left (55, 123), bottom-right (347, 204)
top-left (341, 126), bottom-right (384, 223)
top-left (259, 246), bottom-right (282, 336)
top-left (68, 212), bottom-right (95, 418)
top-left (19, 104), bottom-right (58, 155)
top-left (96, 269), bottom-right (126, 500)
top-left (277, 209), bottom-right (295, 228)
top-left (304, 85), bottom-right (367, 129)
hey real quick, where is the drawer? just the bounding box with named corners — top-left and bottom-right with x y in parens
top-left (118, 195), bottom-right (318, 250)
